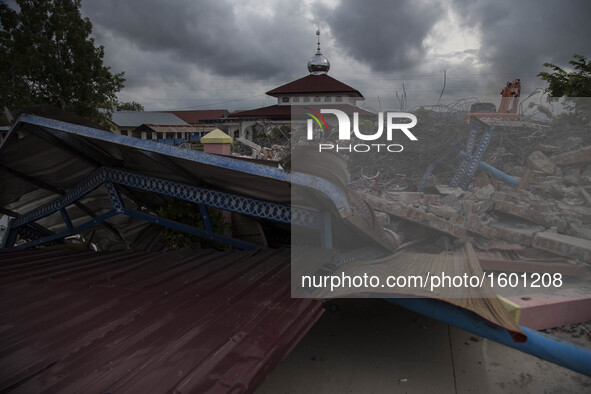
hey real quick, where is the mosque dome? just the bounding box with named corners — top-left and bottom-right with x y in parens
top-left (307, 29), bottom-right (330, 75)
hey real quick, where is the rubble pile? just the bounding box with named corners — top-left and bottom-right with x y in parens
top-left (233, 137), bottom-right (288, 161)
top-left (347, 120), bottom-right (591, 193)
top-left (232, 125), bottom-right (291, 161)
top-left (360, 125), bottom-right (591, 265)
top-left (347, 116), bottom-right (471, 191)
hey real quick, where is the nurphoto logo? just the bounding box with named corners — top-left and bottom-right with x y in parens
top-left (305, 108), bottom-right (418, 153)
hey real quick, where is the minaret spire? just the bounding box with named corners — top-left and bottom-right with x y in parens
top-left (308, 28), bottom-right (330, 75)
top-left (316, 28), bottom-right (321, 54)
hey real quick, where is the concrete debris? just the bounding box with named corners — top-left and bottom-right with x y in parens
top-left (581, 165), bottom-right (591, 183)
top-left (473, 171), bottom-right (492, 188)
top-left (538, 144), bottom-right (563, 154)
top-left (474, 184), bottom-right (495, 200)
top-left (358, 138), bottom-right (591, 265)
top-left (503, 164), bottom-right (525, 177)
top-left (553, 145), bottom-right (591, 166)
top-left (374, 211), bottom-right (391, 226)
top-left (235, 137), bottom-right (287, 161)
top-left (580, 187), bottom-right (591, 207)
top-left (527, 150), bottom-right (557, 175)
top-left (436, 186), bottom-right (463, 197)
top-left (236, 137), bottom-right (262, 158)
top-left (532, 232), bottom-right (591, 262)
top-left (427, 204), bottom-right (456, 220)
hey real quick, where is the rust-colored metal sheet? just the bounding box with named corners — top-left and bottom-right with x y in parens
top-left (0, 248), bottom-right (323, 393)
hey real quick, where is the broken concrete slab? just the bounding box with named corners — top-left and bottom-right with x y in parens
top-left (435, 185), bottom-right (463, 197)
top-left (427, 204), bottom-right (457, 220)
top-left (462, 201), bottom-right (478, 217)
top-left (493, 200), bottom-right (551, 227)
top-left (532, 232), bottom-right (591, 262)
top-left (473, 184), bottom-right (495, 200)
top-left (363, 193), bottom-right (466, 238)
top-left (463, 217), bottom-right (498, 239)
top-left (506, 289), bottom-right (591, 330)
top-left (386, 191), bottom-right (424, 203)
top-left (528, 150), bottom-right (557, 175)
top-left (385, 192), bottom-right (441, 204)
top-left (568, 224), bottom-right (591, 242)
top-left (237, 137), bottom-right (262, 153)
top-left (553, 145), bottom-right (591, 166)
top-left (564, 174), bottom-right (580, 186)
top-left (491, 225), bottom-right (540, 245)
top-left (492, 191), bottom-right (521, 204)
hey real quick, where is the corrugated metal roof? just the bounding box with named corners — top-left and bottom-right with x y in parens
top-left (140, 124), bottom-right (214, 134)
top-left (0, 247), bottom-right (324, 393)
top-left (0, 113), bottom-right (353, 250)
top-left (229, 104), bottom-right (375, 119)
top-left (165, 110), bottom-right (229, 124)
top-left (111, 111), bottom-right (189, 128)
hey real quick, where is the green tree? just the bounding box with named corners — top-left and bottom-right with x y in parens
top-left (538, 54), bottom-right (591, 119)
top-left (117, 101), bottom-right (144, 111)
top-left (0, 0), bottom-right (125, 123)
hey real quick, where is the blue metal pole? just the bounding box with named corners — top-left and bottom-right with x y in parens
top-left (387, 297), bottom-right (591, 377)
top-left (320, 212), bottom-right (333, 249)
top-left (458, 151), bottom-right (520, 187)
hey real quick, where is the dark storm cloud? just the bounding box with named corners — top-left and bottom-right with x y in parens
top-left (451, 0), bottom-right (591, 74)
top-left (82, 0), bottom-right (314, 80)
top-left (77, 0), bottom-right (591, 110)
top-left (319, 0), bottom-right (444, 72)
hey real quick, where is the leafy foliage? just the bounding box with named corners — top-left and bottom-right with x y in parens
top-left (116, 101), bottom-right (144, 111)
top-left (157, 200), bottom-right (230, 250)
top-left (0, 0), bottom-right (125, 123)
top-left (538, 54), bottom-right (591, 119)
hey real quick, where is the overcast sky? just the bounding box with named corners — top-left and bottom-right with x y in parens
top-left (81, 0), bottom-right (591, 113)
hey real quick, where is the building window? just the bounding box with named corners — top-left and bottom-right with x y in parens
top-left (335, 96), bottom-right (342, 102)
top-left (293, 97), bottom-right (299, 102)
top-left (314, 96), bottom-right (321, 102)
top-left (303, 97), bottom-right (310, 102)
top-left (325, 96), bottom-right (332, 102)
top-left (282, 97), bottom-right (289, 103)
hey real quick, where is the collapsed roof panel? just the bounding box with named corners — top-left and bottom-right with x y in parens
top-left (0, 113), bottom-right (354, 250)
top-left (0, 248), bottom-right (323, 393)
top-left (110, 111), bottom-right (189, 128)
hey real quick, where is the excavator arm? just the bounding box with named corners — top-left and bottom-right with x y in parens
top-left (498, 79), bottom-right (521, 113)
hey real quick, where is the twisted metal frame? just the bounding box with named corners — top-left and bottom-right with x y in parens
top-left (3, 167), bottom-right (323, 250)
